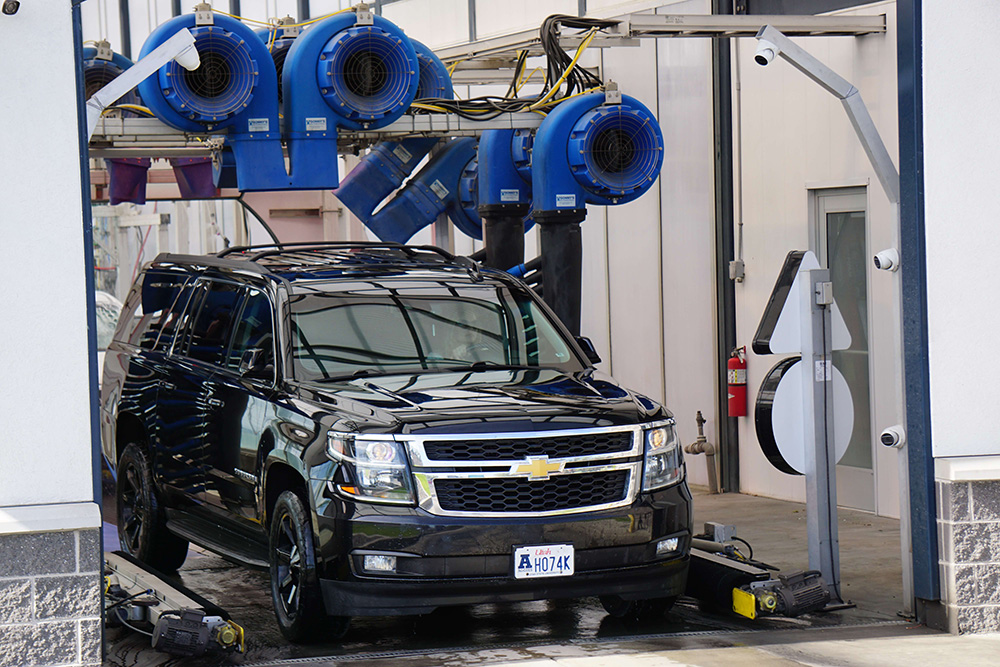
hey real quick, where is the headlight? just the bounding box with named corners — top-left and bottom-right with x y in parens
top-left (642, 423), bottom-right (683, 491)
top-left (327, 433), bottom-right (415, 505)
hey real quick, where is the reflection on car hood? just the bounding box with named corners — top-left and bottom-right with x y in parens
top-left (299, 368), bottom-right (667, 433)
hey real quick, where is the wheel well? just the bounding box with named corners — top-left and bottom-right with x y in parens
top-left (115, 413), bottom-right (148, 462)
top-left (264, 462), bottom-right (308, 528)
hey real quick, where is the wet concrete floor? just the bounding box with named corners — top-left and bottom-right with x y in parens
top-left (104, 487), bottom-right (907, 666)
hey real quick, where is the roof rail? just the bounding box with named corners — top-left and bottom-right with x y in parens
top-left (217, 241), bottom-right (458, 263)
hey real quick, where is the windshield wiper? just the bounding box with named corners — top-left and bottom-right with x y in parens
top-left (311, 368), bottom-right (385, 382)
top-left (440, 361), bottom-right (551, 372)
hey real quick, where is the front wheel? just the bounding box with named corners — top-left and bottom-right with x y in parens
top-left (269, 490), bottom-right (349, 643)
top-left (116, 444), bottom-right (189, 572)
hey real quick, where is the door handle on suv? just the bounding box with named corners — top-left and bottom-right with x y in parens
top-left (206, 398), bottom-right (224, 408)
top-left (159, 381), bottom-right (176, 391)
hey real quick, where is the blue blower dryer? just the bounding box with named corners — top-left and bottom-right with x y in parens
top-left (138, 12), bottom-right (288, 191)
top-left (532, 92), bottom-right (664, 334)
top-left (281, 10), bottom-right (419, 190)
top-left (477, 129), bottom-right (535, 269)
top-left (366, 138), bottom-right (478, 243)
top-left (334, 40), bottom-right (452, 223)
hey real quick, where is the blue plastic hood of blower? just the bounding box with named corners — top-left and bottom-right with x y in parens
top-left (334, 39), bottom-right (452, 222)
top-left (531, 92), bottom-right (664, 215)
top-left (366, 138), bottom-right (478, 243)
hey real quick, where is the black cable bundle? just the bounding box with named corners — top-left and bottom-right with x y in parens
top-left (409, 14), bottom-right (620, 120)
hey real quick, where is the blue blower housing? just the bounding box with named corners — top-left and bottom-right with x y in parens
top-left (254, 26), bottom-right (299, 104)
top-left (366, 138), bottom-right (477, 243)
top-left (82, 47), bottom-right (142, 108)
top-left (532, 92), bottom-right (664, 217)
top-left (333, 39), bottom-right (451, 222)
top-left (478, 128), bottom-right (533, 211)
top-left (138, 13), bottom-right (287, 191)
top-left (453, 154), bottom-right (483, 240)
top-left (282, 13), bottom-right (419, 189)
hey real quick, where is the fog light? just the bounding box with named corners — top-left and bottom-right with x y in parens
top-left (364, 555), bottom-right (397, 573)
top-left (656, 537), bottom-right (680, 555)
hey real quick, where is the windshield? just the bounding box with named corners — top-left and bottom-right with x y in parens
top-left (289, 283), bottom-right (583, 381)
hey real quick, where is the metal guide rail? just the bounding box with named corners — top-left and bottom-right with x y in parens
top-left (88, 113), bottom-right (546, 158)
top-left (439, 13), bottom-right (885, 65)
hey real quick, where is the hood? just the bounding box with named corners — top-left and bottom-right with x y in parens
top-left (295, 368), bottom-right (667, 434)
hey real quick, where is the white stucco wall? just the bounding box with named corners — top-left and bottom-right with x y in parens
top-left (922, 2), bottom-right (1000, 459)
top-left (0, 4), bottom-right (95, 507)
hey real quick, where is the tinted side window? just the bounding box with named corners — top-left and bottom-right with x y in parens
top-left (119, 270), bottom-right (191, 351)
top-left (183, 281), bottom-right (243, 366)
top-left (151, 282), bottom-right (199, 353)
top-left (228, 288), bottom-right (275, 372)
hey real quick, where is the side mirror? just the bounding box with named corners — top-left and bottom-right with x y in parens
top-left (240, 348), bottom-right (273, 381)
top-left (575, 336), bottom-right (602, 365)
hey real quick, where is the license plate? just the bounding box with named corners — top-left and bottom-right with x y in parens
top-left (513, 544), bottom-right (574, 579)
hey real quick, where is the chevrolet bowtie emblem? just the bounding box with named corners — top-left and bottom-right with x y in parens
top-left (512, 456), bottom-right (564, 480)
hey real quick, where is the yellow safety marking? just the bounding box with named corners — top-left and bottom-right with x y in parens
top-left (732, 587), bottom-right (757, 619)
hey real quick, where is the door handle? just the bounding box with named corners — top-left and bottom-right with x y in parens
top-left (159, 381), bottom-right (176, 392)
top-left (206, 398), bottom-right (224, 408)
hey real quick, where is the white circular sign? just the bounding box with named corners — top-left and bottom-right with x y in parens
top-left (755, 356), bottom-right (854, 475)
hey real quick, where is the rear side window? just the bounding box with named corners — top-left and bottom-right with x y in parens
top-left (117, 270), bottom-right (191, 351)
top-left (181, 281), bottom-right (244, 366)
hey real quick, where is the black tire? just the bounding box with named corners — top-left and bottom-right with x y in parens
top-left (116, 444), bottom-right (189, 572)
top-left (599, 595), bottom-right (677, 621)
top-left (269, 490), bottom-right (350, 643)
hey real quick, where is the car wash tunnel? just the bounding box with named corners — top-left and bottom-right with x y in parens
top-left (5, 0), bottom-right (991, 665)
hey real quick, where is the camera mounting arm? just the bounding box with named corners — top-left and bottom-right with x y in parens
top-left (85, 27), bottom-right (199, 140)
top-left (754, 25), bottom-right (899, 205)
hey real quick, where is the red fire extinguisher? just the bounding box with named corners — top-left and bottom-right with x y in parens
top-left (727, 346), bottom-right (747, 417)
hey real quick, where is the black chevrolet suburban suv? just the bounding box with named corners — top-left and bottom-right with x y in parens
top-left (101, 243), bottom-right (691, 642)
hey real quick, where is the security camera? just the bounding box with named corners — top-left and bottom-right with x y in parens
top-left (755, 39), bottom-right (778, 66)
top-left (2, 0), bottom-right (20, 15)
top-left (880, 425), bottom-right (906, 449)
top-left (873, 248), bottom-right (900, 272)
top-left (173, 44), bottom-right (201, 72)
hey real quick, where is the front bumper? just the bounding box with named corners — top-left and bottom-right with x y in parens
top-left (311, 481), bottom-right (692, 616)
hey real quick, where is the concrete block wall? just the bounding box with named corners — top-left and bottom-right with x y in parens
top-left (0, 528), bottom-right (102, 667)
top-left (936, 459), bottom-right (1000, 633)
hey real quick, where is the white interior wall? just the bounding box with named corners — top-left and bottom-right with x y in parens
top-left (735, 2), bottom-right (901, 514)
top-left (922, 2), bottom-right (1000, 459)
top-left (0, 5), bottom-right (94, 507)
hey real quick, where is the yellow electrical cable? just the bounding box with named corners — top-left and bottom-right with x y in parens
top-left (542, 86), bottom-right (602, 106)
top-left (212, 7), bottom-right (351, 29)
top-left (516, 66), bottom-right (542, 93)
top-left (410, 102), bottom-right (453, 113)
top-left (102, 104), bottom-right (155, 116)
top-left (528, 28), bottom-right (599, 111)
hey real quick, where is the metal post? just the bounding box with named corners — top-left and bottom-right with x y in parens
top-left (802, 268), bottom-right (843, 603)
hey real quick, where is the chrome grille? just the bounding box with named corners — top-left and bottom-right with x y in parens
top-left (403, 424), bottom-right (650, 518)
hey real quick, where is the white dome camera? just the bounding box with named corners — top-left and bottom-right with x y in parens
top-left (880, 425), bottom-right (906, 449)
top-left (755, 39), bottom-right (779, 66)
top-left (873, 248), bottom-right (899, 272)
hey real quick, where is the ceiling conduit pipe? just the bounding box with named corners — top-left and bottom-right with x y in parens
top-left (365, 138), bottom-right (478, 242)
top-left (477, 129), bottom-right (534, 270)
top-left (334, 40), bottom-right (453, 224)
top-left (531, 91), bottom-right (664, 335)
